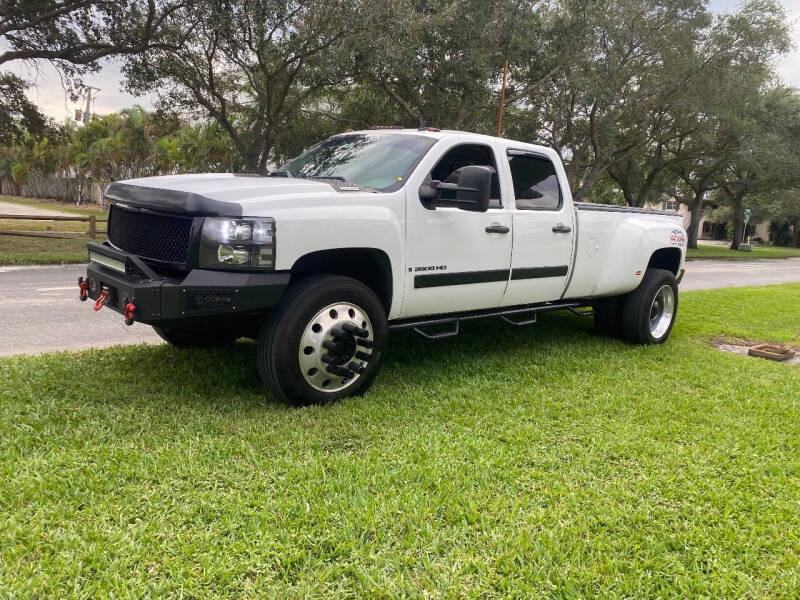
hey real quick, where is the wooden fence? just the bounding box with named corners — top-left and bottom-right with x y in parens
top-left (0, 214), bottom-right (108, 240)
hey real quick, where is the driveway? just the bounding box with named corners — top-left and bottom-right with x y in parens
top-left (1, 259), bottom-right (800, 357)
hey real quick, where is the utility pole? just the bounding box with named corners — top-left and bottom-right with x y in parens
top-left (496, 58), bottom-right (509, 137)
top-left (75, 86), bottom-right (100, 123)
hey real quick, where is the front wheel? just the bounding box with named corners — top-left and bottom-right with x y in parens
top-left (621, 268), bottom-right (678, 344)
top-left (257, 275), bottom-right (387, 405)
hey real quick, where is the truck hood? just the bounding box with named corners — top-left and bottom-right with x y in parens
top-left (105, 173), bottom-right (363, 217)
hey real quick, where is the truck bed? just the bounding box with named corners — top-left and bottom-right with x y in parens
top-left (574, 202), bottom-right (681, 217)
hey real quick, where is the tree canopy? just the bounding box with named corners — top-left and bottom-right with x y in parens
top-left (2, 0), bottom-right (799, 247)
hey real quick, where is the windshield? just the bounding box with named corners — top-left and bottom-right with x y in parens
top-left (282, 133), bottom-right (436, 191)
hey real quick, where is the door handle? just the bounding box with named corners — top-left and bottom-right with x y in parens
top-left (485, 224), bottom-right (510, 234)
top-left (552, 224), bottom-right (572, 233)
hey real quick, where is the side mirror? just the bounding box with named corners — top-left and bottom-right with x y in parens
top-left (419, 165), bottom-right (493, 212)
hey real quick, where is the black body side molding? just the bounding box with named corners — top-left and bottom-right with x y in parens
top-left (511, 266), bottom-right (569, 280)
top-left (414, 266), bottom-right (569, 288)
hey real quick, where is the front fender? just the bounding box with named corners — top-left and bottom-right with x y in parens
top-left (271, 198), bottom-right (404, 318)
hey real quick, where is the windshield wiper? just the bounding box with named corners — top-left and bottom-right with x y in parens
top-left (309, 175), bottom-right (346, 181)
top-left (267, 169), bottom-right (290, 177)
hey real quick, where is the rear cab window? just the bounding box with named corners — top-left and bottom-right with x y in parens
top-left (506, 150), bottom-right (562, 211)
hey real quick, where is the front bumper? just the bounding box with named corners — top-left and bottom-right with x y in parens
top-left (84, 242), bottom-right (289, 325)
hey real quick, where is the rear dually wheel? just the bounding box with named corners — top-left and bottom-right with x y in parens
top-left (621, 268), bottom-right (679, 344)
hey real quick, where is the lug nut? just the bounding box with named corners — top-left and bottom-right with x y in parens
top-left (325, 365), bottom-right (353, 378)
top-left (342, 323), bottom-right (369, 338)
top-left (347, 361), bottom-right (365, 374)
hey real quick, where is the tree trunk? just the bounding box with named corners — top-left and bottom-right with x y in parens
top-left (622, 188), bottom-right (636, 207)
top-left (571, 164), bottom-right (605, 203)
top-left (686, 195), bottom-right (703, 250)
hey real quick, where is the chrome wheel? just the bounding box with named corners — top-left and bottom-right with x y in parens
top-left (298, 302), bottom-right (374, 393)
top-left (649, 284), bottom-right (675, 339)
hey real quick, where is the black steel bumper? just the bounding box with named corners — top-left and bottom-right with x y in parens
top-left (84, 242), bottom-right (289, 325)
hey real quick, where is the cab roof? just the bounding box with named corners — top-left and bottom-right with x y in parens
top-left (340, 128), bottom-right (555, 157)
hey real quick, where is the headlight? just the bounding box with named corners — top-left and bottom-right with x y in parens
top-left (199, 217), bottom-right (275, 270)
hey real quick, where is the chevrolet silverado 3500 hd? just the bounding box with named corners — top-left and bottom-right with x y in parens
top-left (80, 128), bottom-right (686, 405)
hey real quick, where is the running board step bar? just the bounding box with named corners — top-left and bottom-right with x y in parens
top-left (389, 300), bottom-right (592, 340)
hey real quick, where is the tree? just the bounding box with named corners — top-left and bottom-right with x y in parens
top-left (1, 0), bottom-right (189, 143)
top-left (347, 0), bottom-right (582, 133)
top-left (719, 86), bottom-right (800, 249)
top-left (604, 0), bottom-right (790, 215)
top-left (0, 0), bottom-right (188, 73)
top-left (764, 188), bottom-right (800, 247)
top-left (0, 72), bottom-right (46, 144)
top-left (516, 0), bottom-right (716, 201)
top-left (123, 0), bottom-right (367, 173)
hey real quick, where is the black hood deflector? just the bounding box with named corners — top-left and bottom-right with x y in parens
top-left (104, 182), bottom-right (243, 217)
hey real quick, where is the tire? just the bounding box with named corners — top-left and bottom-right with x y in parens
top-left (620, 268), bottom-right (678, 344)
top-left (257, 275), bottom-right (387, 406)
top-left (593, 296), bottom-right (623, 337)
top-left (153, 325), bottom-right (241, 348)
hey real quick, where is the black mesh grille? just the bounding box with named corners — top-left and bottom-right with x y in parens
top-left (108, 205), bottom-right (192, 264)
top-left (184, 290), bottom-right (233, 313)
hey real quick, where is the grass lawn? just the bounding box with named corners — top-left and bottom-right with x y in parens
top-left (0, 196), bottom-right (104, 265)
top-left (0, 236), bottom-right (89, 265)
top-left (687, 244), bottom-right (800, 260)
top-left (1, 284), bottom-right (799, 598)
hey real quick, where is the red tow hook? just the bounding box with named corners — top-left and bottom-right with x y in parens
top-left (78, 277), bottom-right (89, 301)
top-left (123, 300), bottom-right (136, 326)
top-left (93, 287), bottom-right (109, 311)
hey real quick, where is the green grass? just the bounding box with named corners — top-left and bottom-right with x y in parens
top-left (1, 284), bottom-right (799, 598)
top-left (0, 236), bottom-right (89, 265)
top-left (687, 244), bottom-right (800, 260)
top-left (0, 196), bottom-right (103, 265)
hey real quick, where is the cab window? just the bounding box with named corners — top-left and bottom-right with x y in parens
top-left (507, 152), bottom-right (562, 210)
top-left (429, 144), bottom-right (502, 208)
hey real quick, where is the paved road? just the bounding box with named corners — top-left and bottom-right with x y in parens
top-left (2, 258), bottom-right (800, 357)
top-left (0, 264), bottom-right (161, 357)
top-left (680, 257), bottom-right (800, 291)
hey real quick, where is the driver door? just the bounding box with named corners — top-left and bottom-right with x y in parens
top-left (400, 142), bottom-right (512, 318)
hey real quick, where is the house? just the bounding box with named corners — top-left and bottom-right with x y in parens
top-left (645, 199), bottom-right (770, 242)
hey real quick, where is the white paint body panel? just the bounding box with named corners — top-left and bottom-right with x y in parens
top-left (401, 136), bottom-right (512, 317)
top-left (114, 130), bottom-right (687, 320)
top-left (499, 145), bottom-right (576, 306)
top-left (564, 209), bottom-right (685, 299)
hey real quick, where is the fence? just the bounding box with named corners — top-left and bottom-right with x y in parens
top-left (0, 214), bottom-right (108, 240)
top-left (0, 177), bottom-right (105, 205)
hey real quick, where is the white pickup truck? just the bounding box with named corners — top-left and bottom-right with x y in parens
top-left (81, 128), bottom-right (687, 404)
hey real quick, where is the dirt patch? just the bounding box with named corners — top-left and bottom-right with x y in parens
top-left (709, 336), bottom-right (800, 366)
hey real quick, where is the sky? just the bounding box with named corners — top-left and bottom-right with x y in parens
top-left (4, 0), bottom-right (800, 122)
